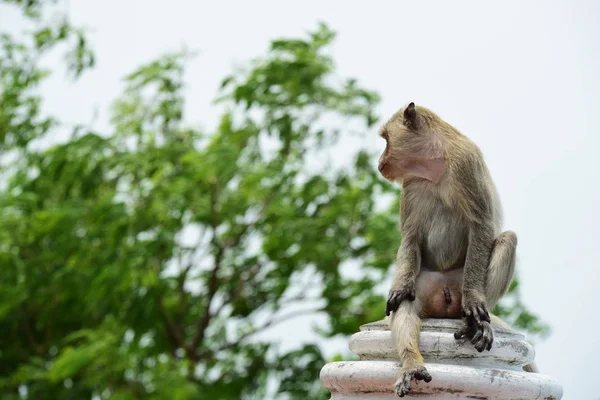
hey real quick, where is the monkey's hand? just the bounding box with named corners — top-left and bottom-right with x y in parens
top-left (386, 283), bottom-right (416, 316)
top-left (460, 291), bottom-right (491, 326)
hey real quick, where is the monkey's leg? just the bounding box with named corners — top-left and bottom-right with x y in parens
top-left (390, 299), bottom-right (431, 397)
top-left (455, 231), bottom-right (517, 352)
top-left (485, 231), bottom-right (517, 308)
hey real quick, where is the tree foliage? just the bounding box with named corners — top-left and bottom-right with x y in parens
top-left (0, 2), bottom-right (549, 399)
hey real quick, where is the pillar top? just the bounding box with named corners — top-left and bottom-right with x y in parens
top-left (320, 318), bottom-right (564, 399)
top-left (359, 318), bottom-right (523, 337)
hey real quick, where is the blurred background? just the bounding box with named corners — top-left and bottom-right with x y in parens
top-left (0, 0), bottom-right (598, 399)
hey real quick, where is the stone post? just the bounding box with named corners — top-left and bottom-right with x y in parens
top-left (320, 318), bottom-right (563, 399)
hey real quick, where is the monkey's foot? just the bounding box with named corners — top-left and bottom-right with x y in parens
top-left (386, 285), bottom-right (416, 316)
top-left (454, 319), bottom-right (494, 352)
top-left (394, 364), bottom-right (432, 397)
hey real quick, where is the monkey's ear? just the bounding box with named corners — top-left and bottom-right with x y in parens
top-left (403, 102), bottom-right (419, 130)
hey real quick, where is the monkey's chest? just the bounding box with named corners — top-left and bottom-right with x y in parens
top-left (420, 208), bottom-right (468, 271)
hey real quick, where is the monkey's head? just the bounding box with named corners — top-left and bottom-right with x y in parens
top-left (377, 102), bottom-right (447, 184)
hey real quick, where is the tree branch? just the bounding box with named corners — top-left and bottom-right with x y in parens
top-left (150, 253), bottom-right (186, 359)
top-left (176, 228), bottom-right (208, 323)
top-left (221, 181), bottom-right (284, 249)
top-left (189, 247), bottom-right (222, 357)
top-left (190, 178), bottom-right (286, 359)
top-left (178, 262), bottom-right (193, 310)
top-left (20, 305), bottom-right (45, 356)
top-left (189, 177), bottom-right (221, 359)
top-left (155, 295), bottom-right (184, 357)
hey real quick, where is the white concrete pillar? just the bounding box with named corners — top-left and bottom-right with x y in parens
top-left (320, 318), bottom-right (563, 399)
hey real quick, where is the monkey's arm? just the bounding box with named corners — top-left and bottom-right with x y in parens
top-left (386, 238), bottom-right (421, 316)
top-left (386, 186), bottom-right (425, 316)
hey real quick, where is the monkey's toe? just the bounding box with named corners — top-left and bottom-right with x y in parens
top-left (393, 365), bottom-right (431, 397)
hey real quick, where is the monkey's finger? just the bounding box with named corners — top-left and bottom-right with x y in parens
top-left (386, 301), bottom-right (398, 316)
top-left (414, 370), bottom-right (430, 382)
top-left (471, 328), bottom-right (483, 345)
top-left (403, 373), bottom-right (412, 393)
top-left (474, 339), bottom-right (486, 352)
top-left (385, 302), bottom-right (393, 316)
top-left (396, 374), bottom-right (411, 397)
top-left (477, 337), bottom-right (491, 353)
top-left (385, 295), bottom-right (395, 315)
top-left (386, 295), bottom-right (400, 316)
top-left (386, 290), bottom-right (396, 300)
top-left (473, 332), bottom-right (487, 352)
top-left (455, 322), bottom-right (470, 339)
top-left (476, 305), bottom-right (484, 319)
top-left (475, 323), bottom-right (494, 352)
top-left (454, 324), bottom-right (469, 339)
top-left (478, 305), bottom-right (490, 323)
top-left (473, 331), bottom-right (487, 352)
top-left (422, 370), bottom-right (432, 383)
top-left (484, 323), bottom-right (494, 351)
top-left (482, 303), bottom-right (490, 317)
top-left (486, 335), bottom-right (493, 351)
top-left (394, 382), bottom-right (406, 398)
top-left (471, 308), bottom-right (482, 325)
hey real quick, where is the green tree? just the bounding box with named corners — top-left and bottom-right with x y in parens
top-left (0, 2), bottom-right (549, 399)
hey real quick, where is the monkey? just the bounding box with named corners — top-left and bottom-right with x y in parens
top-left (377, 102), bottom-right (518, 397)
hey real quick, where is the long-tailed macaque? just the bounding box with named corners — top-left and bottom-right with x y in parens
top-left (378, 103), bottom-right (517, 397)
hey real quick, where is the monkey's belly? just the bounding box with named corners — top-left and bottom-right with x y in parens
top-left (416, 269), bottom-right (463, 318)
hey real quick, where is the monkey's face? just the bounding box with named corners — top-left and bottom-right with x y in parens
top-left (377, 103), bottom-right (446, 184)
top-left (377, 124), bottom-right (418, 183)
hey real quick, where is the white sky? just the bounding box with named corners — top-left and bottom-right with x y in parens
top-left (2, 0), bottom-right (599, 398)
